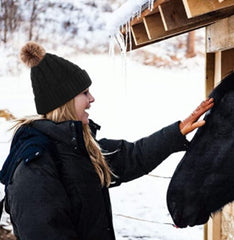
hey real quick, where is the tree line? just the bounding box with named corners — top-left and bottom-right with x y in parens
top-left (0, 0), bottom-right (112, 47)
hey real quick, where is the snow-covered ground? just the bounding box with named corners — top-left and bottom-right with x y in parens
top-left (0, 53), bottom-right (206, 239)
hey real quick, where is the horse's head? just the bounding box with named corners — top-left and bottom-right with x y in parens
top-left (167, 72), bottom-right (234, 228)
top-left (167, 149), bottom-right (234, 228)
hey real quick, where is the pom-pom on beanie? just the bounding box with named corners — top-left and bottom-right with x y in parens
top-left (20, 41), bottom-right (92, 114)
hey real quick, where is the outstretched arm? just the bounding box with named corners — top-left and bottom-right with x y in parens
top-left (179, 98), bottom-right (214, 135)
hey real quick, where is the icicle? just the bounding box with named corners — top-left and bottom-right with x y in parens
top-left (108, 35), bottom-right (115, 57)
top-left (121, 24), bottom-right (124, 33)
top-left (136, 5), bottom-right (142, 19)
top-left (108, 0), bottom-right (157, 95)
top-left (121, 51), bottom-right (128, 95)
top-left (124, 23), bottom-right (129, 53)
top-left (122, 24), bottom-right (128, 86)
top-left (127, 20), bottom-right (133, 52)
top-left (150, 0), bottom-right (154, 10)
top-left (136, 0), bottom-right (143, 18)
top-left (116, 30), bottom-right (127, 54)
top-left (122, 20), bottom-right (133, 94)
top-left (148, 0), bottom-right (151, 9)
top-left (113, 30), bottom-right (128, 95)
top-left (148, 0), bottom-right (154, 11)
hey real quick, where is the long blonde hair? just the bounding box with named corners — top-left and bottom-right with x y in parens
top-left (13, 98), bottom-right (112, 187)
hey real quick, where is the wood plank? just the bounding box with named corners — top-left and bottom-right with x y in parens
top-left (207, 15), bottom-right (234, 52)
top-left (126, 35), bottom-right (137, 52)
top-left (131, 22), bottom-right (149, 45)
top-left (143, 13), bottom-right (166, 39)
top-left (182, 0), bottom-right (234, 18)
top-left (214, 51), bottom-right (222, 85)
top-left (221, 48), bottom-right (234, 78)
top-left (205, 48), bottom-right (234, 92)
top-left (125, 5), bottom-right (234, 51)
top-left (125, 0), bottom-right (167, 28)
top-left (204, 223), bottom-right (208, 240)
top-left (159, 0), bottom-right (234, 31)
top-left (205, 53), bottom-right (215, 97)
top-left (207, 213), bottom-right (222, 240)
top-left (222, 203), bottom-right (234, 240)
top-left (159, 0), bottom-right (189, 31)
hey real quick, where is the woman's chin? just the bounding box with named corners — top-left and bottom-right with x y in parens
top-left (81, 118), bottom-right (89, 125)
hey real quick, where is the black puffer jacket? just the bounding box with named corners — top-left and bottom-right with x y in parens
top-left (1, 119), bottom-right (188, 240)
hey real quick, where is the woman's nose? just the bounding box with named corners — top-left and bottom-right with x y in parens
top-left (89, 93), bottom-right (95, 103)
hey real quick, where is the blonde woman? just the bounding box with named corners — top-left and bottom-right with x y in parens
top-left (0, 42), bottom-right (214, 240)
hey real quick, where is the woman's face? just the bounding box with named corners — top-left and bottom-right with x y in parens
top-left (74, 88), bottom-right (95, 124)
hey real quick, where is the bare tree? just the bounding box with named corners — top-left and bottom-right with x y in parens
top-left (186, 30), bottom-right (196, 58)
top-left (0, 0), bottom-right (20, 43)
top-left (1, 0), bottom-right (9, 43)
top-left (27, 0), bottom-right (39, 41)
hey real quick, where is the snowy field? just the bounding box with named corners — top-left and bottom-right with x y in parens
top-left (0, 53), bottom-right (206, 239)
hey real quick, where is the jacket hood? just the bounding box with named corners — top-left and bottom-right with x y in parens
top-left (0, 119), bottom-right (100, 187)
top-left (0, 125), bottom-right (51, 186)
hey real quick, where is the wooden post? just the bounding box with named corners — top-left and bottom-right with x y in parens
top-left (214, 51), bottom-right (222, 85)
top-left (205, 52), bottom-right (215, 97)
top-left (206, 15), bottom-right (234, 53)
top-left (207, 213), bottom-right (222, 240)
top-left (221, 48), bottom-right (234, 76)
top-left (186, 31), bottom-right (196, 58)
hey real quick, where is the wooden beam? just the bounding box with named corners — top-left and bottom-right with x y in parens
top-left (205, 53), bottom-right (215, 97)
top-left (159, 0), bottom-right (234, 31)
top-left (204, 224), bottom-right (208, 240)
top-left (207, 213), bottom-right (222, 240)
top-left (222, 203), bottom-right (234, 239)
top-left (159, 0), bottom-right (189, 31)
top-left (131, 22), bottom-right (150, 45)
top-left (214, 51), bottom-right (222, 84)
top-left (205, 48), bottom-right (234, 95)
top-left (126, 0), bottom-right (167, 28)
top-left (125, 5), bottom-right (234, 51)
top-left (221, 48), bottom-right (234, 78)
top-left (143, 13), bottom-right (166, 39)
top-left (182, 0), bottom-right (234, 18)
top-left (207, 15), bottom-right (234, 52)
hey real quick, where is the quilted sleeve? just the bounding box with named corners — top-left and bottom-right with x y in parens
top-left (99, 121), bottom-right (189, 187)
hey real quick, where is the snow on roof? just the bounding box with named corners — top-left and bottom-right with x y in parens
top-left (107, 0), bottom-right (154, 36)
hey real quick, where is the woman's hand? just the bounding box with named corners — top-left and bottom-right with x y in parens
top-left (179, 98), bottom-right (214, 135)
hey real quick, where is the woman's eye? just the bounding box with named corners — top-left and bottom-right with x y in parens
top-left (84, 91), bottom-right (88, 95)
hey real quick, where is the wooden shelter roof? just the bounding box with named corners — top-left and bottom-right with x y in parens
top-left (118, 0), bottom-right (234, 51)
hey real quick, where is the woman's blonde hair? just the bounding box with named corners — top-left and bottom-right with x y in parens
top-left (13, 98), bottom-right (112, 187)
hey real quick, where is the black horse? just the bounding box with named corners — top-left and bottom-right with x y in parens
top-left (167, 71), bottom-right (234, 228)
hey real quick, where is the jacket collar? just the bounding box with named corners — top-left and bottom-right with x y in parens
top-left (31, 119), bottom-right (100, 146)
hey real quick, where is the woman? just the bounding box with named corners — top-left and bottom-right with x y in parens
top-left (0, 42), bottom-right (214, 240)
